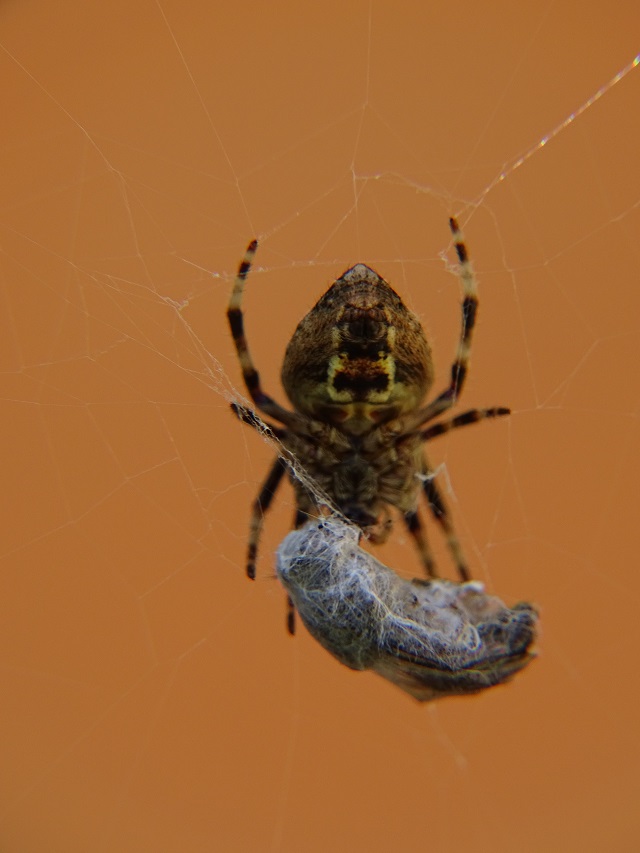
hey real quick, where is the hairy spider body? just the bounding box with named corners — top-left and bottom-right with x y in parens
top-left (280, 262), bottom-right (433, 538)
top-left (227, 220), bottom-right (509, 631)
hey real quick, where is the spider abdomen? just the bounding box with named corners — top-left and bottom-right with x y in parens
top-left (281, 263), bottom-right (434, 434)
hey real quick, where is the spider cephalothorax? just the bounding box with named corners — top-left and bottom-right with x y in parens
top-left (227, 219), bottom-right (509, 632)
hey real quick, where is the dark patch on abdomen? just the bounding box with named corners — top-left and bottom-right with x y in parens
top-left (340, 341), bottom-right (387, 360)
top-left (332, 367), bottom-right (390, 398)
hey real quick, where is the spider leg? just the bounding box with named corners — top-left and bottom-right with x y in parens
top-left (421, 456), bottom-right (470, 582)
top-left (421, 406), bottom-right (510, 442)
top-left (230, 401), bottom-right (287, 440)
top-left (286, 597), bottom-right (296, 635)
top-left (246, 448), bottom-right (301, 634)
top-left (400, 217), bottom-right (479, 432)
top-left (403, 509), bottom-right (438, 578)
top-left (245, 455), bottom-right (288, 579)
top-left (227, 240), bottom-right (302, 429)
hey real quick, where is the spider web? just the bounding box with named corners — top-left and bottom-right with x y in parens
top-left (1, 1), bottom-right (639, 851)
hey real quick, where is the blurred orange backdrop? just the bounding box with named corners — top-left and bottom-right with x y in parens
top-left (1, 1), bottom-right (639, 851)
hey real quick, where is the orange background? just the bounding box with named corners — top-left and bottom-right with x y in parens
top-left (2, 1), bottom-right (639, 850)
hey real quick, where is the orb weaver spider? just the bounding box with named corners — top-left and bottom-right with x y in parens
top-left (227, 219), bottom-right (509, 631)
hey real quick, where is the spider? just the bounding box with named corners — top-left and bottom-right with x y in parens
top-left (227, 218), bottom-right (509, 632)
